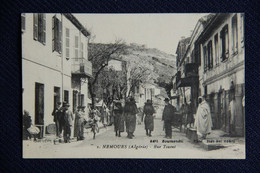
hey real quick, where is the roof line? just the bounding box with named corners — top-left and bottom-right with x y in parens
top-left (63, 13), bottom-right (90, 37)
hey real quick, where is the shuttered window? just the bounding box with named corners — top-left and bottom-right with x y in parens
top-left (65, 28), bottom-right (70, 59)
top-left (220, 25), bottom-right (229, 61)
top-left (203, 46), bottom-right (207, 72)
top-left (75, 36), bottom-right (79, 60)
top-left (232, 14), bottom-right (238, 54)
top-left (52, 15), bottom-right (62, 53)
top-left (214, 34), bottom-right (219, 66)
top-left (80, 42), bottom-right (84, 58)
top-left (33, 13), bottom-right (46, 44)
top-left (207, 41), bottom-right (213, 69)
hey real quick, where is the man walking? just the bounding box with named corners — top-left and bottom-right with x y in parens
top-left (63, 103), bottom-right (74, 143)
top-left (162, 98), bottom-right (175, 139)
top-left (194, 96), bottom-right (213, 141)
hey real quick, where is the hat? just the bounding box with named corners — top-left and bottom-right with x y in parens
top-left (164, 98), bottom-right (170, 102)
top-left (198, 96), bottom-right (203, 99)
top-left (78, 105), bottom-right (86, 109)
top-left (57, 101), bottom-right (61, 105)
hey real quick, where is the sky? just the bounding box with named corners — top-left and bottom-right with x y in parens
top-left (74, 13), bottom-right (208, 55)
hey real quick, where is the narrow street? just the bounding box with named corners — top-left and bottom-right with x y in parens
top-left (23, 118), bottom-right (245, 158)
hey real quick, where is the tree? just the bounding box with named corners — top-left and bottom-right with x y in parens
top-left (88, 39), bottom-right (128, 107)
top-left (126, 59), bottom-right (158, 97)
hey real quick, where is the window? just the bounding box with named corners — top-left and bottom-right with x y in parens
top-left (78, 94), bottom-right (84, 106)
top-left (207, 41), bottom-right (213, 69)
top-left (64, 90), bottom-right (69, 103)
top-left (65, 28), bottom-right (70, 59)
top-left (21, 13), bottom-right (26, 32)
top-left (75, 36), bottom-right (79, 60)
top-left (220, 25), bottom-right (229, 61)
top-left (80, 42), bottom-right (84, 58)
top-left (52, 15), bottom-right (62, 53)
top-left (195, 45), bottom-right (201, 66)
top-left (33, 13), bottom-right (46, 44)
top-left (214, 34), bottom-right (219, 66)
top-left (232, 14), bottom-right (238, 54)
top-left (203, 46), bottom-right (208, 71)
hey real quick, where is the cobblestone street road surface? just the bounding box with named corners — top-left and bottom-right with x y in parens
top-left (23, 119), bottom-right (245, 159)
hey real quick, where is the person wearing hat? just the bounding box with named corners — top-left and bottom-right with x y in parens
top-left (63, 103), bottom-right (74, 143)
top-left (162, 98), bottom-right (176, 139)
top-left (124, 97), bottom-right (138, 139)
top-left (74, 105), bottom-right (86, 141)
top-left (143, 99), bottom-right (156, 137)
top-left (52, 101), bottom-right (63, 137)
top-left (194, 95), bottom-right (213, 141)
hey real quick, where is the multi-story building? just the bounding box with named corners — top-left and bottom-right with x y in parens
top-left (173, 14), bottom-right (214, 114)
top-left (173, 13), bottom-right (244, 136)
top-left (22, 13), bottom-right (92, 138)
top-left (196, 13), bottom-right (245, 135)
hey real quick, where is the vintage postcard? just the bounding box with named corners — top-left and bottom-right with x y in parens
top-left (22, 13), bottom-right (245, 159)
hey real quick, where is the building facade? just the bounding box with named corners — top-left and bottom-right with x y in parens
top-left (173, 14), bottom-right (214, 113)
top-left (172, 13), bottom-right (244, 136)
top-left (196, 13), bottom-right (245, 135)
top-left (22, 13), bottom-right (92, 138)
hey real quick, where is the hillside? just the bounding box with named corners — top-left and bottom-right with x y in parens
top-left (124, 43), bottom-right (176, 84)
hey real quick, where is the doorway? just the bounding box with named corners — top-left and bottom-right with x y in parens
top-left (35, 82), bottom-right (44, 138)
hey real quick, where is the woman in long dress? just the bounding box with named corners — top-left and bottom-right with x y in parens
top-left (113, 102), bottom-right (124, 137)
top-left (124, 97), bottom-right (138, 139)
top-left (143, 100), bottom-right (155, 137)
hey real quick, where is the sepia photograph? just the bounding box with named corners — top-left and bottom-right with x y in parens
top-left (22, 13), bottom-right (245, 159)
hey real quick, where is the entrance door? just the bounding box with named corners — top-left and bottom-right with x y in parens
top-left (35, 83), bottom-right (44, 138)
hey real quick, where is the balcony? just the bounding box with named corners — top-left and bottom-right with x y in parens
top-left (71, 58), bottom-right (92, 78)
top-left (176, 63), bottom-right (198, 88)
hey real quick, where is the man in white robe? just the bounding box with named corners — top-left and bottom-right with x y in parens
top-left (194, 96), bottom-right (213, 140)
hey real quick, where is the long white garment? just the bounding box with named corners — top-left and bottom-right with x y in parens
top-left (194, 101), bottom-right (213, 136)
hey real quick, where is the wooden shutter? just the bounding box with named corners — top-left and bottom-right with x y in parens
top-left (38, 14), bottom-right (43, 43)
top-left (33, 13), bottom-right (38, 40)
top-left (58, 19), bottom-right (62, 53)
top-left (42, 14), bottom-right (46, 44)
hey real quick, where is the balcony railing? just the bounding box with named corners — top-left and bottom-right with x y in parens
top-left (71, 58), bottom-right (92, 78)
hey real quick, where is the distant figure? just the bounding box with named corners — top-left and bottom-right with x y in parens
top-left (229, 95), bottom-right (238, 136)
top-left (101, 105), bottom-right (110, 128)
top-left (52, 101), bottom-right (63, 137)
top-left (143, 100), bottom-right (155, 137)
top-left (137, 107), bottom-right (143, 125)
top-left (162, 98), bottom-right (176, 139)
top-left (63, 103), bottom-right (74, 143)
top-left (74, 106), bottom-right (86, 141)
top-left (194, 96), bottom-right (213, 141)
top-left (124, 97), bottom-right (138, 139)
top-left (113, 102), bottom-right (124, 137)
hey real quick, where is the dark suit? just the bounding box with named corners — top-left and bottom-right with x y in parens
top-left (162, 104), bottom-right (175, 138)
